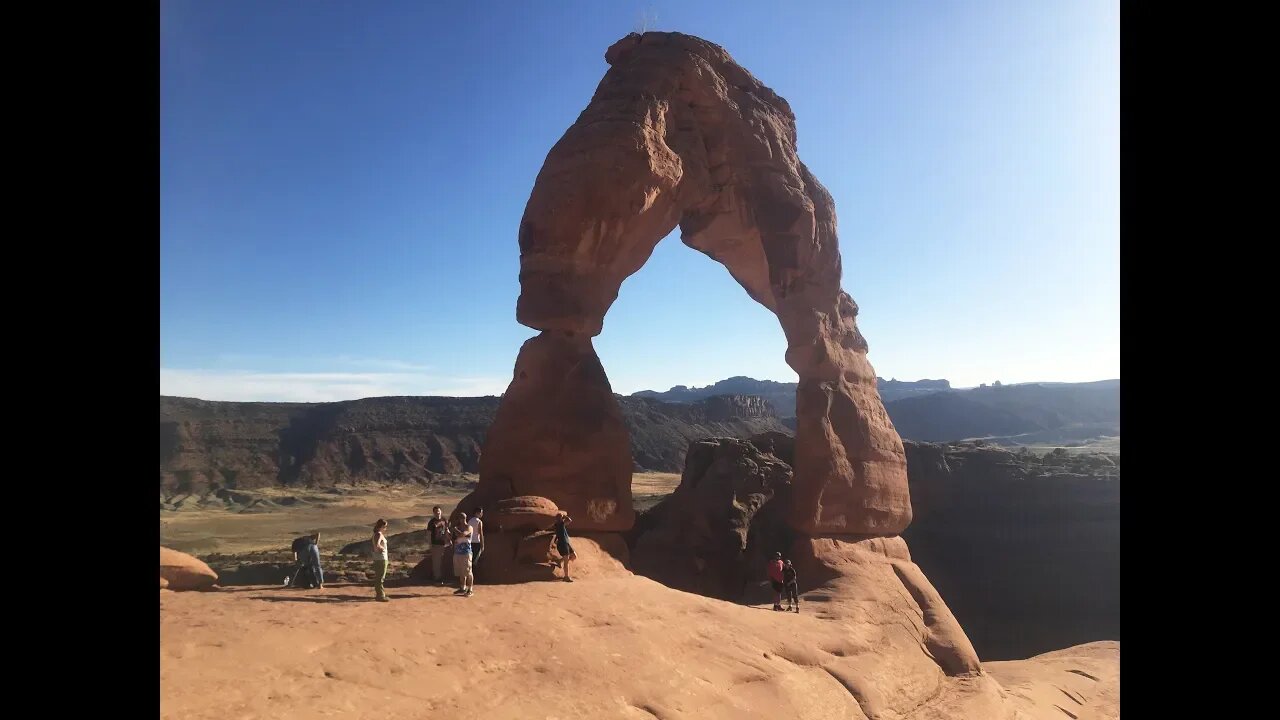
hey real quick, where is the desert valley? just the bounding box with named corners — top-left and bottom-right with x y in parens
top-left (161, 23), bottom-right (1119, 720)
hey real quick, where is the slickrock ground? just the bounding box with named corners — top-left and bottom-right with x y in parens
top-left (160, 544), bottom-right (1117, 720)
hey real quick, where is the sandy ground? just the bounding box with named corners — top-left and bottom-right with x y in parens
top-left (632, 472), bottom-right (681, 510)
top-left (160, 476), bottom-right (682, 556)
top-left (160, 485), bottom-right (475, 556)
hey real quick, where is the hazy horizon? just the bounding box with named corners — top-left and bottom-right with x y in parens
top-left (161, 1), bottom-right (1119, 404)
top-left (158, 370), bottom-right (1120, 404)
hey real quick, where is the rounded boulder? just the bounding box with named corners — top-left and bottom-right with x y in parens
top-left (488, 496), bottom-right (561, 532)
top-left (160, 546), bottom-right (219, 591)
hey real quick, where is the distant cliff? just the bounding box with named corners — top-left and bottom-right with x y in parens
top-left (628, 434), bottom-right (1120, 661)
top-left (633, 375), bottom-right (951, 416)
top-left (884, 380), bottom-right (1120, 443)
top-left (901, 440), bottom-right (1120, 660)
top-left (160, 394), bottom-right (786, 492)
top-left (636, 376), bottom-right (1119, 445)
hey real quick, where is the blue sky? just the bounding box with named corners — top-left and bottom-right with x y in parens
top-left (160, 0), bottom-right (1119, 402)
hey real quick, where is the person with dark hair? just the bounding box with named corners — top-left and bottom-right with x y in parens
top-left (767, 552), bottom-right (785, 611)
top-left (782, 559), bottom-right (799, 613)
top-left (372, 519), bottom-right (390, 602)
top-left (553, 511), bottom-right (577, 582)
top-left (451, 512), bottom-right (475, 597)
top-left (426, 506), bottom-right (451, 585)
top-left (467, 507), bottom-right (485, 571)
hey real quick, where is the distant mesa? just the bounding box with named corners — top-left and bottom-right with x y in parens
top-left (159, 377), bottom-right (1116, 495)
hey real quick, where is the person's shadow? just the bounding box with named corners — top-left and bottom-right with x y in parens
top-left (240, 580), bottom-right (444, 603)
top-left (251, 594), bottom-right (374, 603)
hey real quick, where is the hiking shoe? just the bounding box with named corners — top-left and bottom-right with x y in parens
top-left (563, 577), bottom-right (574, 582)
top-left (464, 589), bottom-right (474, 596)
top-left (376, 597), bottom-right (390, 603)
top-left (453, 588), bottom-right (466, 595)
top-left (772, 605), bottom-right (783, 611)
top-left (794, 607), bottom-right (800, 613)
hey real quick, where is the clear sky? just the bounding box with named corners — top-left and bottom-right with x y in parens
top-left (160, 0), bottom-right (1119, 402)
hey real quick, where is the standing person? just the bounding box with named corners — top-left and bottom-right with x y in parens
top-left (767, 552), bottom-right (785, 611)
top-left (305, 532), bottom-right (325, 590)
top-left (553, 511), bottom-right (577, 582)
top-left (782, 559), bottom-right (799, 612)
top-left (451, 512), bottom-right (475, 597)
top-left (467, 507), bottom-right (485, 573)
top-left (372, 519), bottom-right (390, 602)
top-left (426, 506), bottom-right (451, 585)
top-left (287, 534), bottom-right (311, 587)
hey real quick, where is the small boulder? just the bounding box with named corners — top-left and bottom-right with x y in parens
top-left (489, 496), bottom-right (560, 532)
top-left (160, 546), bottom-right (219, 591)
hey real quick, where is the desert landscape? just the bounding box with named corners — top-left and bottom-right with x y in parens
top-left (161, 22), bottom-right (1119, 720)
top-left (161, 423), bottom-right (1120, 718)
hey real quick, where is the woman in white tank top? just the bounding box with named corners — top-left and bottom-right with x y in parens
top-left (372, 518), bottom-right (390, 602)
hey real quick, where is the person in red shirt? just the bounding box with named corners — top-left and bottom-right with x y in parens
top-left (767, 551), bottom-right (785, 611)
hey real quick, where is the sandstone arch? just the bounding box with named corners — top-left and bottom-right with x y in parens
top-left (472, 32), bottom-right (910, 537)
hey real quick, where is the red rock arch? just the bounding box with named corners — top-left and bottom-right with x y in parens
top-left (474, 32), bottom-right (910, 536)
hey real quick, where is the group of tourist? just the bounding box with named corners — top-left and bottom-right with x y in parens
top-left (370, 506), bottom-right (578, 601)
top-left (288, 506), bottom-right (579, 602)
top-left (289, 515), bottom-right (798, 610)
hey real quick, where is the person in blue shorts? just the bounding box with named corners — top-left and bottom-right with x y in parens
top-left (451, 512), bottom-right (475, 597)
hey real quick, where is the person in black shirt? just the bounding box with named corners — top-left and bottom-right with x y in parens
top-left (425, 506), bottom-right (451, 585)
top-left (782, 559), bottom-right (799, 613)
top-left (553, 511), bottom-right (577, 582)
